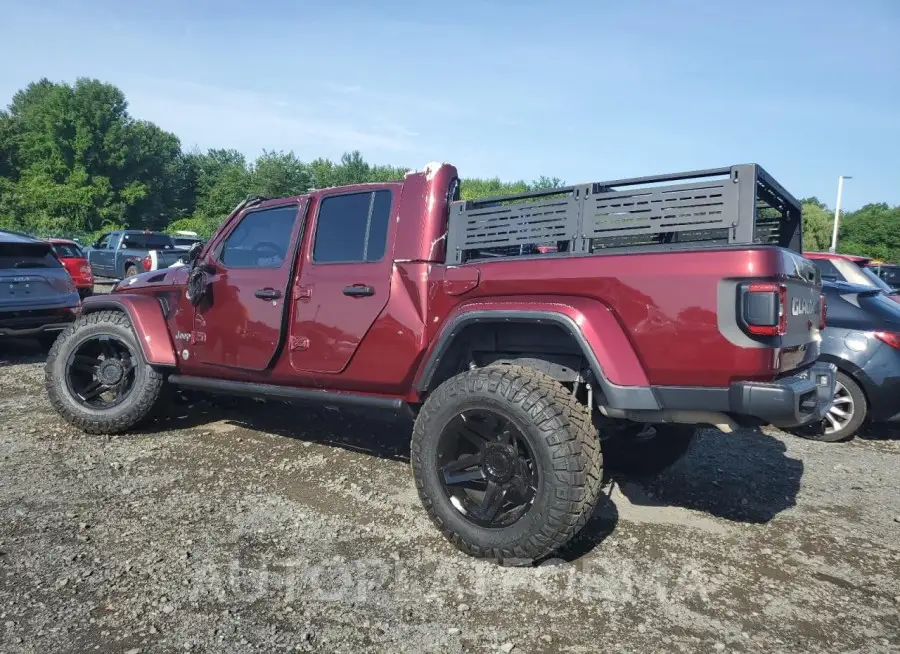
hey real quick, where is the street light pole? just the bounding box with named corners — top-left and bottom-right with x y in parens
top-left (829, 175), bottom-right (852, 253)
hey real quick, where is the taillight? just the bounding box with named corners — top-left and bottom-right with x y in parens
top-left (741, 282), bottom-right (787, 336)
top-left (873, 331), bottom-right (900, 349)
top-left (142, 256), bottom-right (152, 271)
top-left (819, 293), bottom-right (827, 330)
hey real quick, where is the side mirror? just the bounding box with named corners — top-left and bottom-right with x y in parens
top-left (187, 241), bottom-right (203, 263)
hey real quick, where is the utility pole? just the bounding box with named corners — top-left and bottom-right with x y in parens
top-left (829, 175), bottom-right (852, 253)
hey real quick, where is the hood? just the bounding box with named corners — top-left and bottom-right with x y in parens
top-left (112, 266), bottom-right (189, 293)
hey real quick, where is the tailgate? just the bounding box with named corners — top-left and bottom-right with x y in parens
top-left (156, 250), bottom-right (186, 267)
top-left (735, 248), bottom-right (823, 373)
top-left (780, 249), bottom-right (823, 345)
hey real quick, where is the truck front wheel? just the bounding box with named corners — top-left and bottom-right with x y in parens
top-left (45, 310), bottom-right (165, 434)
top-left (411, 365), bottom-right (603, 565)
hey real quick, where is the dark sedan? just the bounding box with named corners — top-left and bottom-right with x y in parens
top-left (811, 279), bottom-right (900, 441)
top-left (1, 230), bottom-right (81, 348)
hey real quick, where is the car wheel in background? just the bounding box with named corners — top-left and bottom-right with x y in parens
top-left (799, 371), bottom-right (867, 442)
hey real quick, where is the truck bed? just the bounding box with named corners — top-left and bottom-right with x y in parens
top-left (446, 164), bottom-right (802, 264)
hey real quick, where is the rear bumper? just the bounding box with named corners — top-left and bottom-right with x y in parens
top-left (728, 362), bottom-right (836, 428)
top-left (0, 306), bottom-right (79, 337)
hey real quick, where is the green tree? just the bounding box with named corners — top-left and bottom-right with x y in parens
top-left (249, 150), bottom-right (311, 197)
top-left (190, 148), bottom-right (251, 228)
top-left (839, 203), bottom-right (900, 262)
top-left (800, 199), bottom-right (833, 252)
top-left (0, 77), bottom-right (189, 236)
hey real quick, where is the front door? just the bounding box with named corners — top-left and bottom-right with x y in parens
top-left (290, 188), bottom-right (395, 374)
top-left (89, 233), bottom-right (115, 276)
top-left (193, 201), bottom-right (305, 371)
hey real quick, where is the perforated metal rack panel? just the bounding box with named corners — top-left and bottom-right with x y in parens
top-left (581, 179), bottom-right (735, 240)
top-left (445, 164), bottom-right (802, 263)
top-left (447, 192), bottom-right (581, 255)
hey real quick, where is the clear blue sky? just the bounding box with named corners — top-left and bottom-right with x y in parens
top-left (1, 0), bottom-right (898, 209)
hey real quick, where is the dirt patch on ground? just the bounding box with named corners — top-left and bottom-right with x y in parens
top-left (2, 337), bottom-right (899, 653)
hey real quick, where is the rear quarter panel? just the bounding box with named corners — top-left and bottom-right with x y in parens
top-left (332, 247), bottom-right (818, 398)
top-left (427, 248), bottom-right (818, 386)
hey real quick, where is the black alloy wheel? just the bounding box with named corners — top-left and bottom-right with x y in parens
top-left (65, 334), bottom-right (138, 409)
top-left (45, 310), bottom-right (165, 434)
top-left (436, 409), bottom-right (538, 528)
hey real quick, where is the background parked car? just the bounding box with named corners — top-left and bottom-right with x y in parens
top-left (46, 238), bottom-right (94, 298)
top-left (171, 230), bottom-right (203, 251)
top-left (871, 262), bottom-right (900, 291)
top-left (808, 279), bottom-right (900, 441)
top-left (1, 230), bottom-right (80, 348)
top-left (804, 251), bottom-right (900, 302)
top-left (83, 230), bottom-right (184, 280)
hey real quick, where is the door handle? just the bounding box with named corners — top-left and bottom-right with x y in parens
top-left (255, 288), bottom-right (282, 300)
top-left (343, 284), bottom-right (375, 297)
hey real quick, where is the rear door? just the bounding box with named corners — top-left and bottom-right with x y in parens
top-left (192, 201), bottom-right (305, 371)
top-left (290, 189), bottom-right (395, 374)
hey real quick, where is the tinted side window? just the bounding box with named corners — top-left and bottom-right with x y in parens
top-left (313, 190), bottom-right (392, 263)
top-left (812, 259), bottom-right (841, 281)
top-left (122, 233), bottom-right (175, 250)
top-left (53, 243), bottom-right (83, 258)
top-left (220, 205), bottom-right (298, 268)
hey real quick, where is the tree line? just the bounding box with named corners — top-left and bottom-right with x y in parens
top-left (1, 77), bottom-right (898, 261)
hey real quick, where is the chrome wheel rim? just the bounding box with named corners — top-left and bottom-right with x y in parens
top-left (825, 381), bottom-right (854, 435)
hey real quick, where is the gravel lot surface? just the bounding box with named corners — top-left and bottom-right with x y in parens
top-left (2, 309), bottom-right (900, 652)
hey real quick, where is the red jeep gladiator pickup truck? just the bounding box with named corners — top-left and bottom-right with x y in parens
top-left (44, 162), bottom-right (834, 565)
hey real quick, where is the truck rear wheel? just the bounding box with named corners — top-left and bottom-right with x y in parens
top-left (124, 263), bottom-right (137, 279)
top-left (45, 310), bottom-right (165, 434)
top-left (410, 365), bottom-right (603, 565)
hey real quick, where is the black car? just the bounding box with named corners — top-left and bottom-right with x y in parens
top-left (812, 279), bottom-right (900, 441)
top-left (872, 263), bottom-right (900, 291)
top-left (0, 230), bottom-right (81, 347)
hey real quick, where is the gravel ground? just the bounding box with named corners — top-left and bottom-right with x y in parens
top-left (2, 322), bottom-right (900, 652)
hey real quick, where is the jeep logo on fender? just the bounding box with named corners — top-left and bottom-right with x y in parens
top-left (791, 297), bottom-right (817, 316)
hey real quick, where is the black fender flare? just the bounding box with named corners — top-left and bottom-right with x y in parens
top-left (413, 309), bottom-right (660, 411)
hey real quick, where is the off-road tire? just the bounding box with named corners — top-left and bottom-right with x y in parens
top-left (45, 310), bottom-right (165, 434)
top-left (124, 263), bottom-right (137, 278)
top-left (602, 424), bottom-right (697, 476)
top-left (410, 365), bottom-right (603, 565)
top-left (798, 371), bottom-right (866, 443)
